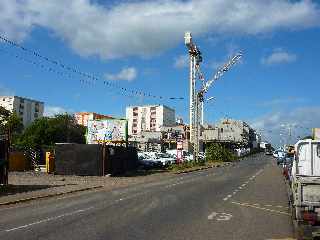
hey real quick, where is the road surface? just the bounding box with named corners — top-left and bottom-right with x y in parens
top-left (0, 154), bottom-right (294, 240)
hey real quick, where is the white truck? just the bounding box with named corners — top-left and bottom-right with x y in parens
top-left (291, 139), bottom-right (320, 237)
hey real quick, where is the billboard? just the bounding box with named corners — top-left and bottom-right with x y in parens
top-left (86, 119), bottom-right (128, 144)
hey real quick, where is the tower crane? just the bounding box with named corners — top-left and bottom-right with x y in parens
top-left (184, 32), bottom-right (243, 162)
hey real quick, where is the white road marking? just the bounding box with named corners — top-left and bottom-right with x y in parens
top-left (208, 212), bottom-right (233, 221)
top-left (231, 201), bottom-right (290, 216)
top-left (208, 212), bottom-right (218, 220)
top-left (4, 206), bottom-right (95, 232)
top-left (223, 197), bottom-right (229, 201)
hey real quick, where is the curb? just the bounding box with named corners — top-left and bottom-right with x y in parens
top-left (0, 185), bottom-right (103, 206)
top-left (174, 162), bottom-right (233, 174)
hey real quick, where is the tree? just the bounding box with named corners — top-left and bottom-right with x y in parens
top-left (16, 114), bottom-right (86, 149)
top-left (0, 106), bottom-right (23, 143)
top-left (205, 143), bottom-right (236, 162)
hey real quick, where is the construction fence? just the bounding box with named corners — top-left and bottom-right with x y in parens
top-left (55, 143), bottom-right (138, 176)
top-left (0, 137), bottom-right (9, 185)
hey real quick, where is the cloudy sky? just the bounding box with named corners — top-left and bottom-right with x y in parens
top-left (0, 0), bottom-right (319, 146)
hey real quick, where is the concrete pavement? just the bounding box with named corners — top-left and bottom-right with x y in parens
top-left (0, 154), bottom-right (294, 240)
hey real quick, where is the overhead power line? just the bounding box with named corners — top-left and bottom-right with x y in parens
top-left (0, 34), bottom-right (184, 101)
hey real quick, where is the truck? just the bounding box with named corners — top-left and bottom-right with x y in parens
top-left (291, 139), bottom-right (320, 238)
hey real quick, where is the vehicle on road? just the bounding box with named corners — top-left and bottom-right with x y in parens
top-left (290, 139), bottom-right (320, 237)
top-left (265, 149), bottom-right (273, 155)
top-left (276, 151), bottom-right (286, 165)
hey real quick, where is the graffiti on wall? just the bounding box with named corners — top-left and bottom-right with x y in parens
top-left (87, 119), bottom-right (127, 144)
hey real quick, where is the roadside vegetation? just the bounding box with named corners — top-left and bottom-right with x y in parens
top-left (205, 143), bottom-right (237, 162)
top-left (0, 107), bottom-right (86, 150)
top-left (167, 143), bottom-right (237, 172)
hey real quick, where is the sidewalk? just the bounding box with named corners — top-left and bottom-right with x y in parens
top-left (0, 170), bottom-right (171, 205)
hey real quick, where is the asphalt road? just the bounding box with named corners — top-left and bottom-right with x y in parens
top-left (0, 154), bottom-right (294, 240)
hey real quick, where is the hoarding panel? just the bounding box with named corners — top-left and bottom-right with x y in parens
top-left (87, 119), bottom-right (128, 144)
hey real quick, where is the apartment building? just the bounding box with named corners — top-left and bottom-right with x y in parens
top-left (203, 119), bottom-right (256, 146)
top-left (74, 112), bottom-right (113, 126)
top-left (0, 96), bottom-right (44, 127)
top-left (126, 105), bottom-right (175, 135)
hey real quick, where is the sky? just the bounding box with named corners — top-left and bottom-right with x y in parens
top-left (0, 0), bottom-right (320, 147)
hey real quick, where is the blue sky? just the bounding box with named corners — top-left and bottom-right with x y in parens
top-left (0, 0), bottom-right (320, 146)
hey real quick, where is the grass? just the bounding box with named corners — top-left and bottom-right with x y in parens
top-left (166, 160), bottom-right (228, 173)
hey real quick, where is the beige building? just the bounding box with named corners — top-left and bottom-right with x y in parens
top-left (126, 105), bottom-right (175, 135)
top-left (74, 112), bottom-right (113, 127)
top-left (0, 96), bottom-right (44, 127)
top-left (203, 119), bottom-right (254, 146)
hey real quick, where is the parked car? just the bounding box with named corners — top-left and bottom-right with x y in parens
top-left (273, 150), bottom-right (279, 158)
top-left (155, 153), bottom-right (176, 166)
top-left (265, 149), bottom-right (273, 155)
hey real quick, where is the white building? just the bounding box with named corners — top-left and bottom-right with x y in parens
top-left (0, 96), bottom-right (44, 127)
top-left (126, 105), bottom-right (175, 135)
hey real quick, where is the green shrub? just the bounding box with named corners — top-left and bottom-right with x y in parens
top-left (205, 143), bottom-right (236, 162)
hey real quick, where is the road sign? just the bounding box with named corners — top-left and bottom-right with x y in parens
top-left (177, 150), bottom-right (183, 163)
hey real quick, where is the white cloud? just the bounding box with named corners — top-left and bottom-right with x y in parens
top-left (104, 67), bottom-right (137, 81)
top-left (257, 97), bottom-right (307, 107)
top-left (251, 106), bottom-right (320, 147)
top-left (174, 54), bottom-right (189, 68)
top-left (261, 49), bottom-right (297, 65)
top-left (44, 105), bottom-right (73, 117)
top-left (0, 0), bottom-right (319, 59)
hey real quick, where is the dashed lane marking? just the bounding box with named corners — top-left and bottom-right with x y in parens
top-left (231, 201), bottom-right (290, 216)
top-left (4, 206), bottom-right (95, 232)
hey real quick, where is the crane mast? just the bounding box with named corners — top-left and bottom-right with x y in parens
top-left (184, 32), bottom-right (242, 162)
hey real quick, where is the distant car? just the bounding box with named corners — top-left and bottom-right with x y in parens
top-left (265, 150), bottom-right (273, 155)
top-left (276, 152), bottom-right (287, 165)
top-left (273, 150), bottom-right (279, 158)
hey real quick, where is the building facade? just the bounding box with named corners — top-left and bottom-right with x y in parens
top-left (0, 96), bottom-right (44, 127)
top-left (126, 105), bottom-right (175, 135)
top-left (74, 112), bottom-right (113, 126)
top-left (203, 119), bottom-right (257, 147)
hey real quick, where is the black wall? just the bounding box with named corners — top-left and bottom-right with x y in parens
top-left (55, 144), bottom-right (138, 176)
